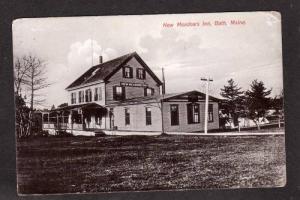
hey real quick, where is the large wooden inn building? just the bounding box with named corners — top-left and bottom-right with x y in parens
top-left (42, 52), bottom-right (220, 135)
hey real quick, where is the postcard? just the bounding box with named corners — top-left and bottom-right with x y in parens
top-left (13, 12), bottom-right (285, 194)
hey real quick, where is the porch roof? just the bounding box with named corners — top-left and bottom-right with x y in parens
top-left (50, 103), bottom-right (106, 113)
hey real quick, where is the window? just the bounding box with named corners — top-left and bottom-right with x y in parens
top-left (94, 88), bottom-right (98, 101)
top-left (85, 89), bottom-right (92, 102)
top-left (125, 108), bottom-right (130, 125)
top-left (71, 92), bottom-right (76, 104)
top-left (208, 104), bottom-right (214, 122)
top-left (78, 91), bottom-right (84, 103)
top-left (146, 107), bottom-right (152, 125)
top-left (170, 104), bottom-right (179, 126)
top-left (113, 86), bottom-right (125, 100)
top-left (123, 66), bottom-right (133, 78)
top-left (144, 87), bottom-right (154, 96)
top-left (137, 68), bottom-right (146, 79)
top-left (98, 87), bottom-right (102, 100)
top-left (94, 87), bottom-right (102, 101)
top-left (187, 103), bottom-right (200, 124)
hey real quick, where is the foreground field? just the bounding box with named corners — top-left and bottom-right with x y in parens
top-left (17, 134), bottom-right (286, 194)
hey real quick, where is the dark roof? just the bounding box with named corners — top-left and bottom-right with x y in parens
top-left (50, 103), bottom-right (106, 112)
top-left (66, 52), bottom-right (162, 90)
top-left (162, 90), bottom-right (221, 102)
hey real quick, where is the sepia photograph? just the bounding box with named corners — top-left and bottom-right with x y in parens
top-left (13, 12), bottom-right (285, 195)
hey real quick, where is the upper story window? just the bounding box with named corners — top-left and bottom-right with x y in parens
top-left (144, 87), bottom-right (154, 96)
top-left (78, 91), bottom-right (84, 103)
top-left (85, 89), bottom-right (92, 102)
top-left (170, 104), bottom-right (179, 126)
top-left (94, 87), bottom-right (102, 101)
top-left (187, 103), bottom-right (200, 124)
top-left (208, 104), bottom-right (214, 122)
top-left (123, 66), bottom-right (133, 78)
top-left (137, 68), bottom-right (146, 79)
top-left (113, 86), bottom-right (125, 100)
top-left (71, 92), bottom-right (76, 104)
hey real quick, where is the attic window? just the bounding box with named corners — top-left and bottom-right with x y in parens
top-left (137, 68), bottom-right (146, 79)
top-left (144, 87), bottom-right (154, 96)
top-left (123, 66), bottom-right (133, 78)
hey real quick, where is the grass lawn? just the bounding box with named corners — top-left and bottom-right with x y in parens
top-left (16, 134), bottom-right (286, 194)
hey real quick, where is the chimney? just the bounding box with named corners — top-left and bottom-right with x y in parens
top-left (162, 67), bottom-right (166, 95)
top-left (99, 56), bottom-right (103, 64)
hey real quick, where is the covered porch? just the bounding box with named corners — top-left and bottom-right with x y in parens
top-left (42, 103), bottom-right (108, 133)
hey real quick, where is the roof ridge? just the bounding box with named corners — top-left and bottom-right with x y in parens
top-left (82, 52), bottom-right (136, 84)
top-left (91, 51), bottom-right (136, 68)
top-left (65, 52), bottom-right (136, 89)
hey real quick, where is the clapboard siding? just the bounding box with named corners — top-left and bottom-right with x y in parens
top-left (162, 101), bottom-right (219, 132)
top-left (107, 103), bottom-right (162, 132)
top-left (106, 57), bottom-right (160, 103)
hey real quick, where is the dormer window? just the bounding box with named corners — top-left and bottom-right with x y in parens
top-left (123, 66), bottom-right (133, 78)
top-left (137, 68), bottom-right (146, 79)
top-left (144, 87), bottom-right (154, 96)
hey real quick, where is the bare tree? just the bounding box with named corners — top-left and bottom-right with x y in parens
top-left (14, 55), bottom-right (50, 137)
top-left (14, 56), bottom-right (30, 95)
top-left (23, 55), bottom-right (50, 110)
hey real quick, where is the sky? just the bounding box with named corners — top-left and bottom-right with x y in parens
top-left (12, 12), bottom-right (283, 109)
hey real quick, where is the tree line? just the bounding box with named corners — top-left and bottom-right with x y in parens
top-left (219, 79), bottom-right (284, 130)
top-left (14, 55), bottom-right (50, 138)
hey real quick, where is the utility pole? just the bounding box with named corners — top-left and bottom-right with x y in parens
top-left (162, 67), bottom-right (166, 95)
top-left (201, 77), bottom-right (213, 134)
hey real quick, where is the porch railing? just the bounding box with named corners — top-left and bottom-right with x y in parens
top-left (43, 122), bottom-right (84, 130)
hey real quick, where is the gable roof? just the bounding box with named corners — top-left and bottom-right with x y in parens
top-left (162, 90), bottom-right (221, 102)
top-left (66, 52), bottom-right (162, 90)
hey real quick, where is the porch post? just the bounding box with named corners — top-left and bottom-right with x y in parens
top-left (56, 113), bottom-right (59, 134)
top-left (81, 109), bottom-right (84, 130)
top-left (61, 111), bottom-right (65, 124)
top-left (70, 110), bottom-right (73, 134)
top-left (161, 99), bottom-right (165, 134)
top-left (42, 113), bottom-right (44, 129)
top-left (104, 110), bottom-right (106, 130)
